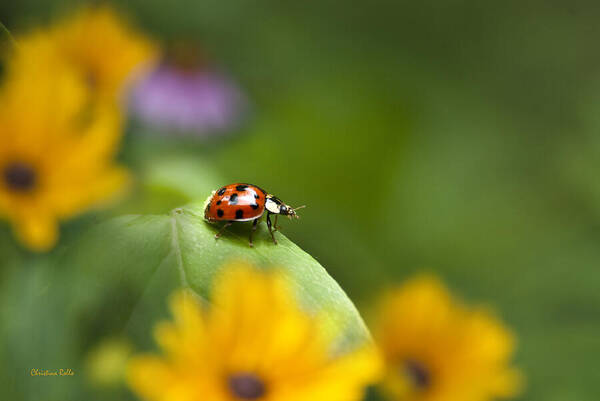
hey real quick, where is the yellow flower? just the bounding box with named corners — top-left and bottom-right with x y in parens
top-left (373, 275), bottom-right (522, 401)
top-left (0, 38), bottom-right (129, 251)
top-left (85, 338), bottom-right (133, 388)
top-left (50, 5), bottom-right (157, 100)
top-left (127, 262), bottom-right (380, 401)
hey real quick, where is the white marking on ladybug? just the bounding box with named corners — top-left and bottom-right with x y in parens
top-left (265, 197), bottom-right (281, 214)
top-left (202, 190), bottom-right (216, 222)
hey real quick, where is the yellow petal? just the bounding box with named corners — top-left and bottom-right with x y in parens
top-left (13, 208), bottom-right (58, 252)
top-left (153, 289), bottom-right (208, 363)
top-left (1, 33), bottom-right (90, 149)
top-left (53, 5), bottom-right (158, 99)
top-left (209, 263), bottom-right (316, 370)
top-left (85, 338), bottom-right (132, 387)
top-left (278, 345), bottom-right (382, 401)
top-left (127, 355), bottom-right (176, 401)
top-left (48, 165), bottom-right (130, 219)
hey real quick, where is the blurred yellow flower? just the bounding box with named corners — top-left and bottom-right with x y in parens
top-left (51, 5), bottom-right (158, 100)
top-left (127, 262), bottom-right (380, 401)
top-left (5, 5), bottom-right (156, 103)
top-left (373, 275), bottom-right (522, 401)
top-left (85, 338), bottom-right (132, 388)
top-left (0, 4), bottom-right (152, 251)
top-left (0, 41), bottom-right (128, 251)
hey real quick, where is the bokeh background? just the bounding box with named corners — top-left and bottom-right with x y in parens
top-left (1, 1), bottom-right (600, 400)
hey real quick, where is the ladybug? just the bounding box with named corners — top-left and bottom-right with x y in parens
top-left (204, 183), bottom-right (304, 247)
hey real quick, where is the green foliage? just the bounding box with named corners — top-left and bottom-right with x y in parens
top-left (68, 200), bottom-right (370, 345)
top-left (0, 21), bottom-right (15, 51)
top-left (0, 21), bottom-right (15, 78)
top-left (0, 200), bottom-right (370, 401)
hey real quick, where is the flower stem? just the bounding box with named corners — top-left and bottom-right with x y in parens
top-left (0, 21), bottom-right (17, 51)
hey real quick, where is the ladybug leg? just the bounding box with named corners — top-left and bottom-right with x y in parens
top-left (249, 218), bottom-right (258, 247)
top-left (273, 214), bottom-right (281, 232)
top-left (215, 222), bottom-right (232, 239)
top-left (266, 213), bottom-right (278, 245)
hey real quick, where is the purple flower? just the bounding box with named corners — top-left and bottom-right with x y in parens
top-left (129, 63), bottom-right (246, 136)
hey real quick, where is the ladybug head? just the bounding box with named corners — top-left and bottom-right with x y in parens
top-left (265, 195), bottom-right (305, 219)
top-left (280, 204), bottom-right (305, 219)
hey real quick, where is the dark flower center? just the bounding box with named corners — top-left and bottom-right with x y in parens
top-left (228, 373), bottom-right (266, 400)
top-left (85, 70), bottom-right (99, 90)
top-left (404, 359), bottom-right (431, 389)
top-left (4, 163), bottom-right (36, 191)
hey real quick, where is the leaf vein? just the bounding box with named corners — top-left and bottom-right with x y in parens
top-left (170, 210), bottom-right (189, 287)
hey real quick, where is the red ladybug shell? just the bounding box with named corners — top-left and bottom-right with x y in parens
top-left (204, 183), bottom-right (267, 222)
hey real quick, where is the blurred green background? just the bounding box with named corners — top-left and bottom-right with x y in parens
top-left (1, 1), bottom-right (600, 400)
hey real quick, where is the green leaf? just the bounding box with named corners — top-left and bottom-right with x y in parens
top-left (60, 200), bottom-right (371, 349)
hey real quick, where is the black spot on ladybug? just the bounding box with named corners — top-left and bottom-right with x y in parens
top-left (235, 209), bottom-right (244, 219)
top-left (229, 193), bottom-right (238, 205)
top-left (216, 200), bottom-right (221, 205)
top-left (251, 203), bottom-right (259, 210)
top-left (217, 209), bottom-right (224, 217)
top-left (254, 193), bottom-right (259, 199)
top-left (206, 204), bottom-right (210, 211)
top-left (217, 187), bottom-right (227, 196)
top-left (236, 184), bottom-right (248, 191)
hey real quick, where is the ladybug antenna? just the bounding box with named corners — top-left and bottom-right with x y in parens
top-left (289, 205), bottom-right (305, 219)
